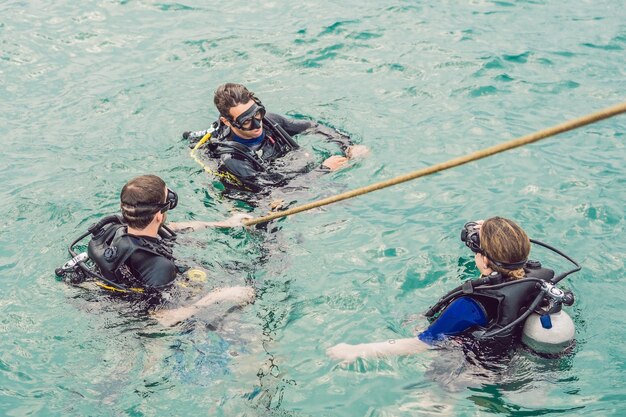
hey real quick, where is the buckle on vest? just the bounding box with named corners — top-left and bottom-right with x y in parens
top-left (462, 280), bottom-right (475, 294)
top-left (104, 247), bottom-right (118, 261)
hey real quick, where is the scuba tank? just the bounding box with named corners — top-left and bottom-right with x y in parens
top-left (523, 311), bottom-right (575, 355)
top-left (521, 277), bottom-right (576, 355)
top-left (518, 245), bottom-right (579, 355)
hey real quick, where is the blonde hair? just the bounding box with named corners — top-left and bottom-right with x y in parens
top-left (481, 217), bottom-right (530, 280)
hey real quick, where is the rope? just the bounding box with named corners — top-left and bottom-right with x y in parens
top-left (190, 131), bottom-right (214, 174)
top-left (243, 101), bottom-right (626, 226)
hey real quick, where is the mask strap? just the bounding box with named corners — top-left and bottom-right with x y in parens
top-left (483, 250), bottom-right (527, 270)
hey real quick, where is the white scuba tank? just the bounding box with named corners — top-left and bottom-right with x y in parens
top-left (522, 310), bottom-right (575, 355)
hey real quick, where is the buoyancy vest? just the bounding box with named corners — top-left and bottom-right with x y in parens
top-left (208, 137), bottom-right (267, 171)
top-left (200, 118), bottom-right (300, 193)
top-left (87, 222), bottom-right (175, 287)
top-left (208, 116), bottom-right (298, 165)
top-left (425, 262), bottom-right (556, 351)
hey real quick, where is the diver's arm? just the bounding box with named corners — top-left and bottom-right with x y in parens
top-left (153, 286), bottom-right (255, 327)
top-left (326, 338), bottom-right (428, 362)
top-left (271, 112), bottom-right (352, 150)
top-left (297, 118), bottom-right (369, 171)
top-left (306, 122), bottom-right (354, 151)
top-left (269, 112), bottom-right (369, 170)
top-left (269, 113), bottom-right (355, 150)
top-left (167, 213), bottom-right (253, 233)
top-left (320, 144), bottom-right (370, 171)
top-left (266, 112), bottom-right (315, 136)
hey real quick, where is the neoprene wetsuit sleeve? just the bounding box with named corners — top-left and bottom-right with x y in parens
top-left (269, 113), bottom-right (354, 151)
top-left (307, 123), bottom-right (353, 151)
top-left (418, 296), bottom-right (488, 345)
top-left (267, 113), bottom-right (314, 136)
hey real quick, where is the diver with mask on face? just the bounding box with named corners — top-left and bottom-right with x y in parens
top-left (183, 83), bottom-right (370, 197)
top-left (326, 216), bottom-right (580, 362)
top-left (56, 174), bottom-right (255, 326)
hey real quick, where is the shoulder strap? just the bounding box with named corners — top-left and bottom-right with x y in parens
top-left (264, 115), bottom-right (299, 150)
top-left (209, 141), bottom-right (267, 170)
top-left (88, 226), bottom-right (174, 282)
top-left (524, 264), bottom-right (555, 281)
top-left (131, 235), bottom-right (174, 261)
top-left (424, 274), bottom-right (496, 318)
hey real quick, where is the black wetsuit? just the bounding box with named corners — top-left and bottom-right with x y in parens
top-left (123, 235), bottom-right (177, 288)
top-left (204, 113), bottom-right (353, 194)
top-left (88, 223), bottom-right (178, 290)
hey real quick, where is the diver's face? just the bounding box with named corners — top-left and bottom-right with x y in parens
top-left (475, 252), bottom-right (492, 276)
top-left (224, 100), bottom-right (264, 139)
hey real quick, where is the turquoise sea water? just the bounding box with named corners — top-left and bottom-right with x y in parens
top-left (1, 1), bottom-right (625, 415)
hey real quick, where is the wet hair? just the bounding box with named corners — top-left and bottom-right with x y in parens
top-left (213, 83), bottom-right (257, 119)
top-left (480, 217), bottom-right (530, 280)
top-left (120, 175), bottom-right (166, 229)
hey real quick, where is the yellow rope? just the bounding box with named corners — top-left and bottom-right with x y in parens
top-left (243, 101), bottom-right (626, 226)
top-left (190, 131), bottom-right (214, 174)
top-left (95, 282), bottom-right (144, 293)
top-left (189, 130), bottom-right (247, 188)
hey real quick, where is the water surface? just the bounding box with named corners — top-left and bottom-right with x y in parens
top-left (1, 1), bottom-right (625, 416)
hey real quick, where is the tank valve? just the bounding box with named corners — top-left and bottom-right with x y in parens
top-left (55, 252), bottom-right (89, 276)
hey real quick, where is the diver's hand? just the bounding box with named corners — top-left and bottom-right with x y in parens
top-left (322, 145), bottom-right (370, 171)
top-left (213, 213), bottom-right (253, 228)
top-left (326, 343), bottom-right (366, 362)
top-left (270, 199), bottom-right (286, 211)
top-left (322, 155), bottom-right (350, 171)
top-left (346, 144), bottom-right (370, 159)
top-left (167, 220), bottom-right (210, 233)
top-left (209, 285), bottom-right (256, 305)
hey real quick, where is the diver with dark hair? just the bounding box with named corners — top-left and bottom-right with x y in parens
top-left (56, 174), bottom-right (255, 326)
top-left (327, 217), bottom-right (579, 361)
top-left (183, 83), bottom-right (369, 195)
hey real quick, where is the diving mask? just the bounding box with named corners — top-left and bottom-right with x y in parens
top-left (158, 188), bottom-right (178, 213)
top-left (460, 221), bottom-right (527, 269)
top-left (461, 221), bottom-right (482, 253)
top-left (230, 102), bottom-right (266, 131)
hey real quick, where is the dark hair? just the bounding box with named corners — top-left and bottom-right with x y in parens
top-left (481, 217), bottom-right (530, 280)
top-left (213, 83), bottom-right (256, 119)
top-left (120, 175), bottom-right (166, 229)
